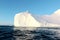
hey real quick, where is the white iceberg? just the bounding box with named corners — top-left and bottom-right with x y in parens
top-left (14, 10), bottom-right (60, 30)
top-left (14, 11), bottom-right (42, 28)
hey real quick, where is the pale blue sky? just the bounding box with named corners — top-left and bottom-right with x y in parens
top-left (0, 0), bottom-right (60, 25)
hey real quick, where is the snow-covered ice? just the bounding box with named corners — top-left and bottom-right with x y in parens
top-left (14, 11), bottom-right (42, 28)
top-left (14, 10), bottom-right (60, 28)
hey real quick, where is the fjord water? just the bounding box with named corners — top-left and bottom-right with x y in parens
top-left (0, 26), bottom-right (60, 40)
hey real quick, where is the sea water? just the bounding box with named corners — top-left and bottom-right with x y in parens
top-left (0, 26), bottom-right (60, 40)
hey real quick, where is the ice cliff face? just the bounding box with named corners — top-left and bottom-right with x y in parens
top-left (14, 11), bottom-right (42, 27)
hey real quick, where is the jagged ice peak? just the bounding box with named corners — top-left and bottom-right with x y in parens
top-left (54, 9), bottom-right (60, 14)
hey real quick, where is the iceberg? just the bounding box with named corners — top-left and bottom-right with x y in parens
top-left (43, 9), bottom-right (60, 24)
top-left (14, 11), bottom-right (42, 28)
top-left (14, 10), bottom-right (60, 30)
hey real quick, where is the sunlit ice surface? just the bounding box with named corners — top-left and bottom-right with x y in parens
top-left (1, 26), bottom-right (60, 40)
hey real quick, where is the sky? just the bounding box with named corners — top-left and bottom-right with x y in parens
top-left (0, 0), bottom-right (60, 25)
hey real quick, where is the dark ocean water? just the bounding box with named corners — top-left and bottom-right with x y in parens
top-left (0, 26), bottom-right (60, 40)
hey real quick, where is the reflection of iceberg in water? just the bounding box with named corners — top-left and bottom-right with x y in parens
top-left (13, 27), bottom-right (60, 40)
top-left (14, 11), bottom-right (42, 30)
top-left (1, 26), bottom-right (60, 40)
